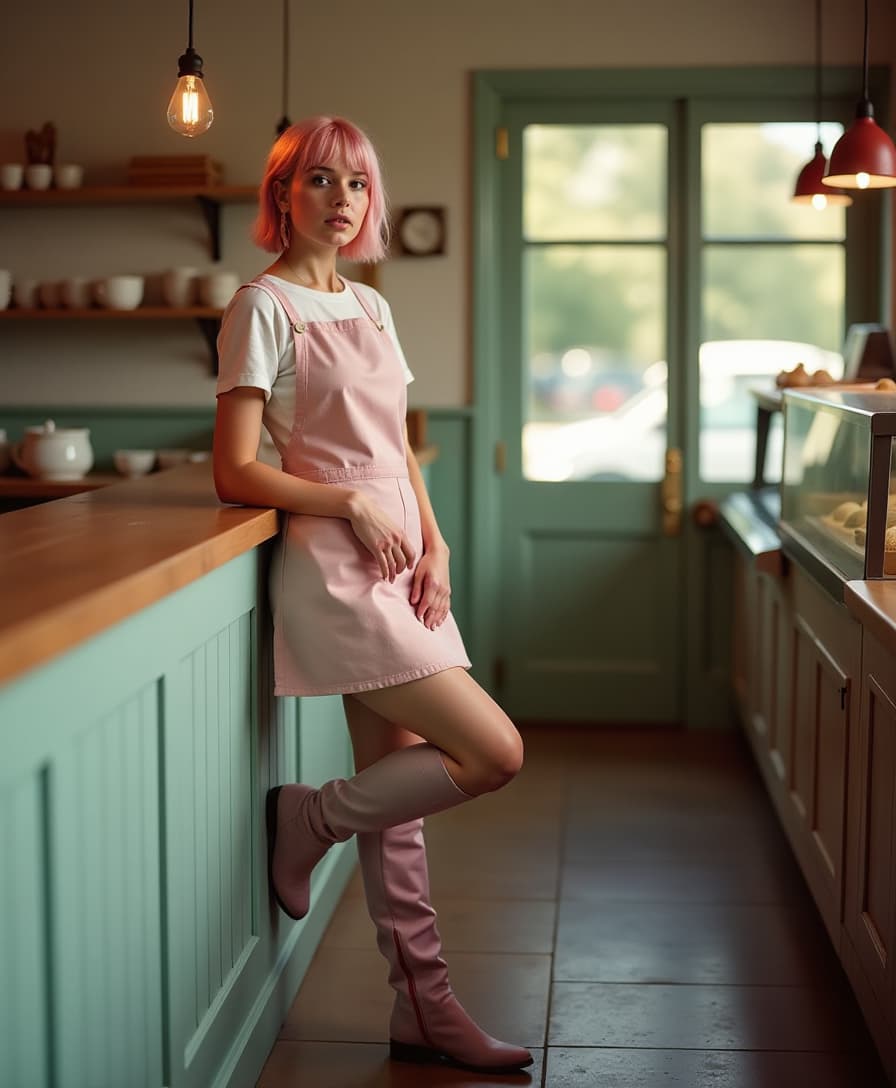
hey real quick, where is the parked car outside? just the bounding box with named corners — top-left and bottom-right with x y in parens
top-left (523, 340), bottom-right (844, 482)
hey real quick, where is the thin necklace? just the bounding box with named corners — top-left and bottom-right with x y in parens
top-left (280, 252), bottom-right (341, 293)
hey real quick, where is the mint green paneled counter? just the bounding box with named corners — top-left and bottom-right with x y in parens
top-left (0, 465), bottom-right (357, 1088)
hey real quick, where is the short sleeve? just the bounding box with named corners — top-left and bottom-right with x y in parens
top-left (215, 286), bottom-right (289, 401)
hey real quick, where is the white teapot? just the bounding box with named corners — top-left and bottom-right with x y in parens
top-left (13, 419), bottom-right (94, 480)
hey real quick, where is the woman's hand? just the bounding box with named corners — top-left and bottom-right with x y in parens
top-left (346, 492), bottom-right (416, 581)
top-left (410, 544), bottom-right (451, 629)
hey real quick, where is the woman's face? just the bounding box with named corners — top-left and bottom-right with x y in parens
top-left (282, 156), bottom-right (370, 252)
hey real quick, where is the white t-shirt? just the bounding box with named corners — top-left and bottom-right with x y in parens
top-left (215, 273), bottom-right (414, 456)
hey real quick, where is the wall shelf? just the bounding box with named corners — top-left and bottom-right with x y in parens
top-left (0, 184), bottom-right (257, 258)
top-left (0, 307), bottom-right (225, 370)
top-left (0, 183), bottom-right (256, 372)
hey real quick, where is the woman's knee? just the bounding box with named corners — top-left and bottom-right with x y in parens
top-left (470, 727), bottom-right (524, 794)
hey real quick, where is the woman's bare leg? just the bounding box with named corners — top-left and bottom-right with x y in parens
top-left (351, 667), bottom-right (524, 796)
top-left (342, 693), bottom-right (422, 770)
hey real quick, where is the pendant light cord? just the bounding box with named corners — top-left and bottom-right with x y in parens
top-left (188, 0), bottom-right (194, 50)
top-left (862, 0), bottom-right (870, 102)
top-left (814, 0), bottom-right (822, 138)
top-left (282, 0), bottom-right (290, 118)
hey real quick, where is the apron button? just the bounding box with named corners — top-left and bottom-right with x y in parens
top-left (294, 321), bottom-right (306, 334)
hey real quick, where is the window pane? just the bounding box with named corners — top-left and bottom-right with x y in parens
top-left (699, 244), bottom-right (845, 483)
top-left (524, 245), bottom-right (666, 481)
top-left (703, 244), bottom-right (845, 348)
top-left (524, 124), bottom-right (667, 241)
top-left (702, 122), bottom-right (846, 240)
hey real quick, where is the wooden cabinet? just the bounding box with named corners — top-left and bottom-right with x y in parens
top-left (729, 514), bottom-right (896, 1080)
top-left (842, 629), bottom-right (896, 1078)
top-left (755, 567), bottom-right (792, 789)
top-left (773, 567), bottom-right (857, 944)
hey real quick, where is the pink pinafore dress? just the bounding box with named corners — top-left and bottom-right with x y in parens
top-left (245, 274), bottom-right (471, 696)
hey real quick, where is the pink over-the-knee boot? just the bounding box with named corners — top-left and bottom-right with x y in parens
top-left (357, 820), bottom-right (533, 1074)
top-left (266, 742), bottom-right (470, 921)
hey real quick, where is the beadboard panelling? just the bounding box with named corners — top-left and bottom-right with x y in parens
top-left (170, 613), bottom-right (258, 1085)
top-left (52, 683), bottom-right (164, 1088)
top-left (1, 521), bottom-right (361, 1088)
top-left (0, 774), bottom-right (49, 1088)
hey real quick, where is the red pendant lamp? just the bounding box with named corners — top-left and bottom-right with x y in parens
top-left (823, 0), bottom-right (896, 189)
top-left (792, 0), bottom-right (851, 208)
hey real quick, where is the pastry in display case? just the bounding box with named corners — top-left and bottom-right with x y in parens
top-left (779, 388), bottom-right (896, 588)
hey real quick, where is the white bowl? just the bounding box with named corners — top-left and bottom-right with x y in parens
top-left (114, 448), bottom-right (156, 477)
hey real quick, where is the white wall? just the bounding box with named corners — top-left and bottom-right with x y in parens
top-left (1, 0), bottom-right (893, 408)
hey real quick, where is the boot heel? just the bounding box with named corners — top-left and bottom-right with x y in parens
top-left (389, 1039), bottom-right (443, 1066)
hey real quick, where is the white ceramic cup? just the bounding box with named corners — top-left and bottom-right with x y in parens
top-left (60, 277), bottom-right (91, 309)
top-left (12, 277), bottom-right (38, 308)
top-left (161, 266), bottom-right (199, 307)
top-left (24, 163), bottom-right (52, 191)
top-left (0, 270), bottom-right (11, 310)
top-left (94, 275), bottom-right (144, 310)
top-left (54, 163), bottom-right (84, 190)
top-left (198, 271), bottom-right (239, 309)
top-left (0, 163), bottom-right (23, 190)
top-left (113, 448), bottom-right (156, 477)
top-left (38, 281), bottom-right (61, 309)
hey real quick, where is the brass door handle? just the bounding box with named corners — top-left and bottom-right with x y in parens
top-left (661, 447), bottom-right (683, 537)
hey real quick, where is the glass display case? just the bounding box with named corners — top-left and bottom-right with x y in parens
top-left (780, 389), bottom-right (896, 590)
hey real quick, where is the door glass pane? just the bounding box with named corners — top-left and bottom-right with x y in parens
top-left (703, 122), bottom-right (846, 239)
top-left (524, 124), bottom-right (667, 241)
top-left (699, 121), bottom-right (846, 483)
top-left (524, 245), bottom-right (666, 481)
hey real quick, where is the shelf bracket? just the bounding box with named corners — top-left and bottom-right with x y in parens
top-left (197, 317), bottom-right (221, 374)
top-left (196, 196), bottom-right (222, 261)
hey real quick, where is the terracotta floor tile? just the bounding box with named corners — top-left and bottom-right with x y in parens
top-left (283, 947), bottom-right (551, 1050)
top-left (553, 899), bottom-right (839, 985)
top-left (257, 1041), bottom-right (545, 1087)
top-left (548, 981), bottom-right (868, 1050)
top-left (543, 1047), bottom-right (888, 1087)
top-left (324, 896), bottom-right (556, 955)
top-left (560, 848), bottom-right (807, 905)
top-left (427, 841), bottom-right (560, 901)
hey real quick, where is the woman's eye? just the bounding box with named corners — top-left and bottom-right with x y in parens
top-left (350, 180), bottom-right (367, 190)
top-left (311, 175), bottom-right (330, 186)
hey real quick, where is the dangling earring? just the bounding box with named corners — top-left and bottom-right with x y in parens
top-left (279, 208), bottom-right (290, 251)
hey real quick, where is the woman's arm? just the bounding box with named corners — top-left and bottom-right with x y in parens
top-left (213, 387), bottom-right (414, 580)
top-left (404, 424), bottom-right (451, 628)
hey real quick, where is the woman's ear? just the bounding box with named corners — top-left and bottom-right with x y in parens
top-left (273, 179), bottom-right (289, 210)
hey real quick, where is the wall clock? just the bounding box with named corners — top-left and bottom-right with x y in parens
top-left (395, 206), bottom-right (446, 257)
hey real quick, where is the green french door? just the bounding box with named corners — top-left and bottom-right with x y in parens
top-left (474, 70), bottom-right (878, 726)
top-left (496, 102), bottom-right (685, 722)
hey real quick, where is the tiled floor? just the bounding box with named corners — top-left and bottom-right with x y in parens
top-left (256, 726), bottom-right (889, 1087)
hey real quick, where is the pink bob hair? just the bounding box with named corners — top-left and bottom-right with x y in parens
top-left (253, 116), bottom-right (389, 263)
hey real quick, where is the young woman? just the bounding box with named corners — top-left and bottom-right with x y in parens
top-left (213, 116), bottom-right (531, 1074)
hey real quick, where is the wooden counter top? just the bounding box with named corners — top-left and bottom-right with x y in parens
top-left (0, 473), bottom-right (122, 498)
top-left (844, 580), bottom-right (896, 658)
top-left (0, 463), bottom-right (278, 686)
top-left (0, 445), bottom-right (442, 685)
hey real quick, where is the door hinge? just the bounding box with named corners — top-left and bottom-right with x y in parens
top-left (495, 127), bottom-right (509, 160)
top-left (494, 440), bottom-right (507, 474)
top-left (494, 656), bottom-right (506, 689)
